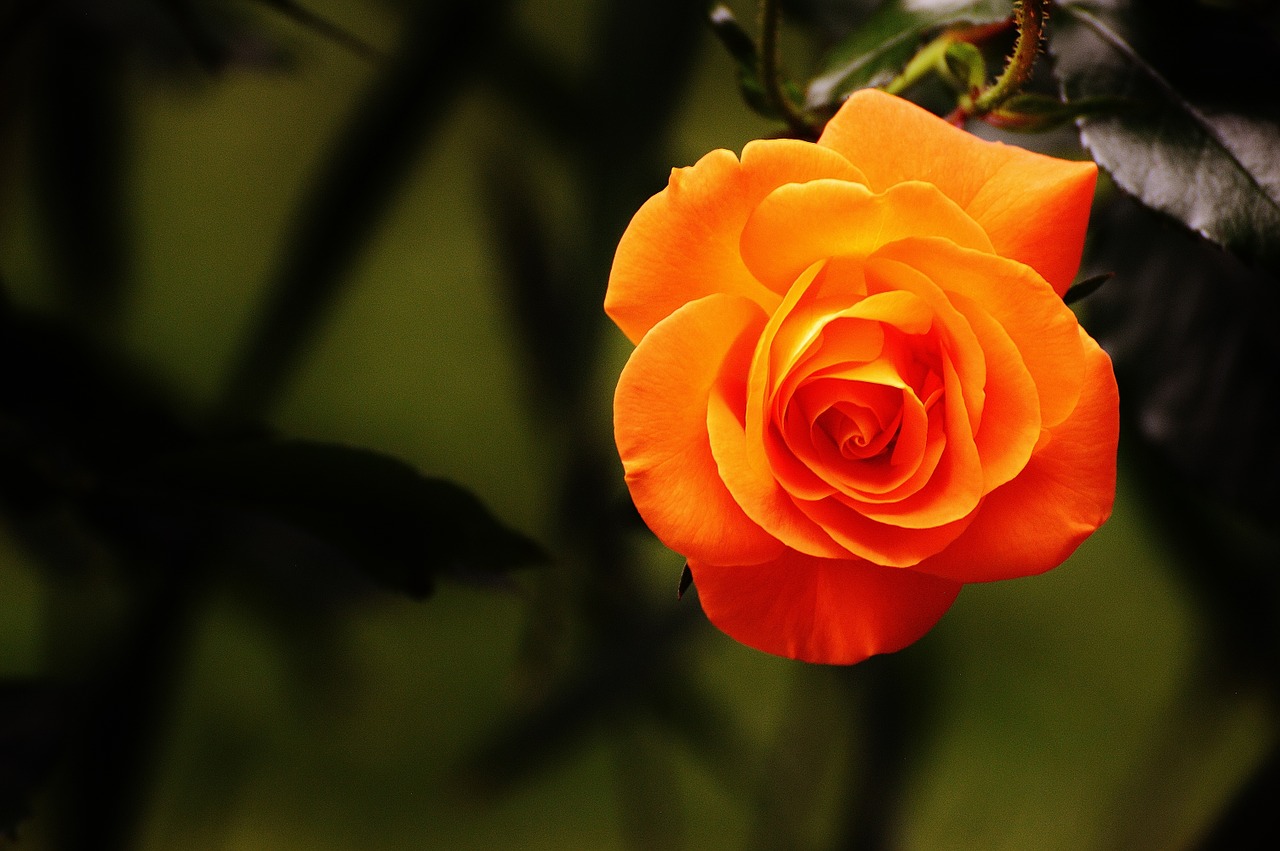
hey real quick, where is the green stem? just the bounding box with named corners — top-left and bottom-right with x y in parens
top-left (882, 33), bottom-right (953, 96)
top-left (973, 0), bottom-right (1048, 113)
top-left (758, 0), bottom-right (818, 138)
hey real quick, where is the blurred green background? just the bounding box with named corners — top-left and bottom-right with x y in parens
top-left (1, 0), bottom-right (1275, 848)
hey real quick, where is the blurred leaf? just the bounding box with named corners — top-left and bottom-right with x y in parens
top-left (30, 14), bottom-right (130, 322)
top-left (1052, 4), bottom-right (1280, 279)
top-left (252, 0), bottom-right (382, 62)
top-left (482, 157), bottom-right (590, 406)
top-left (0, 681), bottom-right (66, 840)
top-left (149, 0), bottom-right (241, 72)
top-left (481, 26), bottom-right (583, 148)
top-left (217, 0), bottom-right (516, 423)
top-left (584, 0), bottom-right (705, 183)
top-left (805, 0), bottom-right (1009, 110)
top-left (137, 439), bottom-right (547, 599)
top-left (0, 307), bottom-right (189, 569)
top-left (1081, 194), bottom-right (1280, 669)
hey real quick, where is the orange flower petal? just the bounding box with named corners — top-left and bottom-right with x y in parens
top-left (605, 140), bottom-right (867, 343)
top-left (615, 294), bottom-right (785, 566)
top-left (770, 291), bottom-right (937, 499)
top-left (912, 330), bottom-right (1118, 582)
top-left (863, 254), bottom-right (988, 438)
top-left (873, 239), bottom-right (1086, 428)
top-left (818, 89), bottom-right (1097, 295)
top-left (834, 354), bottom-right (985, 528)
top-left (795, 491), bottom-right (975, 566)
top-left (689, 550), bottom-right (962, 664)
top-left (739, 179), bottom-right (993, 292)
top-left (946, 290), bottom-right (1042, 491)
top-left (707, 348), bottom-right (850, 560)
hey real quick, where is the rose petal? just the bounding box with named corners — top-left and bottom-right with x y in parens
top-left (796, 489), bottom-right (975, 566)
top-left (605, 141), bottom-right (868, 343)
top-left (817, 89), bottom-right (1097, 295)
top-left (739, 179), bottom-right (994, 292)
top-left (829, 353), bottom-right (985, 527)
top-left (708, 342), bottom-right (850, 560)
top-left (946, 290), bottom-right (1042, 491)
top-left (689, 550), bottom-right (962, 664)
top-left (771, 291), bottom-right (939, 499)
top-left (874, 239), bottom-right (1086, 428)
top-left (912, 330), bottom-right (1119, 582)
top-left (754, 264), bottom-right (984, 509)
top-left (770, 370), bottom-right (906, 499)
top-left (615, 293), bottom-right (785, 566)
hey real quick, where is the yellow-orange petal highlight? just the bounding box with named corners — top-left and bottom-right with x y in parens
top-left (739, 180), bottom-right (993, 292)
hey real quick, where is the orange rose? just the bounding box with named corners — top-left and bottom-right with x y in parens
top-left (606, 89), bottom-right (1118, 664)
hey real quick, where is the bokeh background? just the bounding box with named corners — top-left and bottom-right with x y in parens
top-left (2, 0), bottom-right (1277, 848)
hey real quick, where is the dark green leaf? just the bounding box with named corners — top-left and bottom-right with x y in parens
top-left (707, 3), bottom-right (780, 119)
top-left (805, 0), bottom-right (1010, 110)
top-left (1083, 195), bottom-right (1280, 531)
top-left (707, 3), bottom-right (757, 70)
top-left (676, 563), bottom-right (692, 600)
top-left (1051, 4), bottom-right (1280, 279)
top-left (1063, 271), bottom-right (1112, 305)
top-left (138, 439), bottom-right (547, 599)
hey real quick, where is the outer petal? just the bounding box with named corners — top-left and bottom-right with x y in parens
top-left (818, 89), bottom-right (1097, 295)
top-left (616, 293), bottom-right (785, 566)
top-left (739, 179), bottom-right (992, 291)
top-left (605, 140), bottom-right (867, 343)
top-left (689, 550), bottom-right (962, 664)
top-left (912, 329), bottom-right (1119, 582)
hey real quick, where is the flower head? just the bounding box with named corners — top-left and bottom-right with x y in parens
top-left (606, 89), bottom-right (1118, 664)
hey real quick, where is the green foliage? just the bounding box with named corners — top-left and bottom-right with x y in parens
top-left (139, 439), bottom-right (548, 599)
top-left (804, 0), bottom-right (1011, 111)
top-left (708, 4), bottom-right (805, 122)
top-left (1052, 3), bottom-right (1280, 280)
top-left (713, 0), bottom-right (1280, 283)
